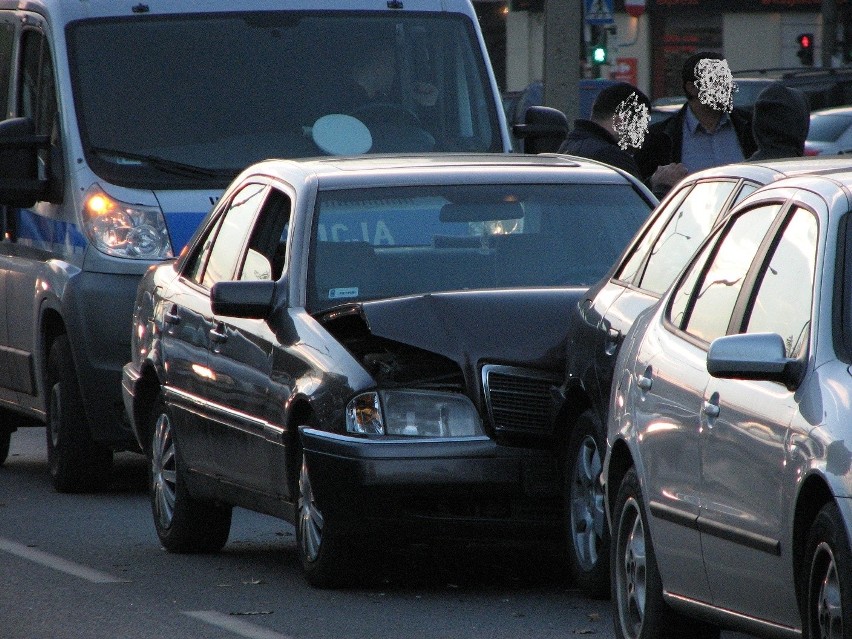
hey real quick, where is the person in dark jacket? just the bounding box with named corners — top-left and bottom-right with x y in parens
top-left (636, 51), bottom-right (756, 187)
top-left (748, 82), bottom-right (810, 161)
top-left (558, 81), bottom-right (649, 179)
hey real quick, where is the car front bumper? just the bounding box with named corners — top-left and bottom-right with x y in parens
top-left (300, 428), bottom-right (561, 543)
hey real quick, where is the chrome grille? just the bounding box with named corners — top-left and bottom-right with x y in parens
top-left (482, 365), bottom-right (559, 434)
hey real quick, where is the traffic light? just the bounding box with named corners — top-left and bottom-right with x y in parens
top-left (590, 27), bottom-right (608, 65)
top-left (797, 33), bottom-right (814, 66)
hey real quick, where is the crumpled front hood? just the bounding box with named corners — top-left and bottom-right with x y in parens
top-left (357, 288), bottom-right (583, 374)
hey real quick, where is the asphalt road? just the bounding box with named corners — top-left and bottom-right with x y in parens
top-left (1, 426), bottom-right (756, 639)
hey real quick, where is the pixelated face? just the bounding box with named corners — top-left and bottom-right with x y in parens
top-left (613, 92), bottom-right (650, 151)
top-left (694, 58), bottom-right (737, 112)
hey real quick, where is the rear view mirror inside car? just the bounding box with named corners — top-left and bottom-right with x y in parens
top-left (439, 201), bottom-right (524, 223)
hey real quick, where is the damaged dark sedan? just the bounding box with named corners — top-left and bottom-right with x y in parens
top-left (121, 154), bottom-right (654, 587)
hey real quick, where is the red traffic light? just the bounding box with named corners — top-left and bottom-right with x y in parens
top-left (799, 34), bottom-right (812, 48)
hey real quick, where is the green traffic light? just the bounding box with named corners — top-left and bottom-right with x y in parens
top-left (592, 46), bottom-right (606, 64)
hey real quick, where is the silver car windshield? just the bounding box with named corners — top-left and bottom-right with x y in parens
top-left (307, 183), bottom-right (651, 312)
top-left (68, 11), bottom-right (501, 187)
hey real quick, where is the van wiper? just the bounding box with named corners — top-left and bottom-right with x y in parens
top-left (89, 146), bottom-right (224, 179)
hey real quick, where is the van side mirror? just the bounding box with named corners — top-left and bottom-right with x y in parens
top-left (512, 106), bottom-right (569, 154)
top-left (0, 117), bottom-right (50, 207)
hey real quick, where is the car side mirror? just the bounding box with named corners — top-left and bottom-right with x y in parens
top-left (707, 332), bottom-right (803, 390)
top-left (512, 105), bottom-right (569, 154)
top-left (211, 280), bottom-right (277, 319)
top-left (0, 117), bottom-right (50, 207)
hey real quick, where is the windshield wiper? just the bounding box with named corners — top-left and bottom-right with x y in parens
top-left (89, 146), bottom-right (226, 179)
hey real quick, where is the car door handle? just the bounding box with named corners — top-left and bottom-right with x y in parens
top-left (605, 327), bottom-right (622, 356)
top-left (209, 323), bottom-right (228, 344)
top-left (164, 305), bottom-right (180, 325)
top-left (637, 367), bottom-right (652, 392)
top-left (702, 401), bottom-right (720, 418)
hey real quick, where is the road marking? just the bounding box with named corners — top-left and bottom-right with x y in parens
top-left (0, 537), bottom-right (128, 583)
top-left (185, 611), bottom-right (296, 639)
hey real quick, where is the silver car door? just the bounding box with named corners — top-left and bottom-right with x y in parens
top-left (700, 205), bottom-right (819, 628)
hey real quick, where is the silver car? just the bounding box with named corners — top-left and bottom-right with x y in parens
top-left (604, 166), bottom-right (852, 638)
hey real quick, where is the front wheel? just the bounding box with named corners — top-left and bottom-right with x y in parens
top-left (296, 451), bottom-right (355, 588)
top-left (149, 394), bottom-right (231, 553)
top-left (46, 335), bottom-right (113, 492)
top-left (804, 502), bottom-right (852, 639)
top-left (611, 467), bottom-right (718, 639)
top-left (564, 410), bottom-right (609, 598)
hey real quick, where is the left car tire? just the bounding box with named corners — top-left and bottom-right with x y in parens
top-left (564, 410), bottom-right (609, 598)
top-left (297, 450), bottom-right (356, 588)
top-left (804, 501), bottom-right (852, 639)
top-left (149, 393), bottom-right (232, 553)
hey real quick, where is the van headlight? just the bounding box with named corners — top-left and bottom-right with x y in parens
top-left (346, 390), bottom-right (483, 437)
top-left (82, 185), bottom-right (173, 259)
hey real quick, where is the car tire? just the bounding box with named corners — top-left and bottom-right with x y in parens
top-left (611, 467), bottom-right (719, 639)
top-left (296, 450), bottom-right (354, 588)
top-left (803, 502), bottom-right (852, 639)
top-left (149, 394), bottom-right (231, 553)
top-left (0, 422), bottom-right (11, 465)
top-left (46, 335), bottom-right (113, 492)
top-left (564, 409), bottom-right (609, 598)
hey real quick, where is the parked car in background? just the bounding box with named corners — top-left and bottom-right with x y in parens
top-left (733, 66), bottom-right (852, 112)
top-left (558, 156), bottom-right (852, 597)
top-left (605, 164), bottom-right (852, 639)
top-left (0, 0), bottom-right (524, 490)
top-left (122, 153), bottom-right (655, 587)
top-left (805, 105), bottom-right (852, 155)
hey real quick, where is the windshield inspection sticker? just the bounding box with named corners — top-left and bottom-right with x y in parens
top-left (329, 287), bottom-right (359, 300)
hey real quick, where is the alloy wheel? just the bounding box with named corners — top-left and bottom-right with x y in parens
top-left (571, 434), bottom-right (605, 571)
top-left (616, 496), bottom-right (647, 639)
top-left (813, 542), bottom-right (843, 639)
top-left (298, 457), bottom-right (324, 563)
top-left (151, 413), bottom-right (177, 530)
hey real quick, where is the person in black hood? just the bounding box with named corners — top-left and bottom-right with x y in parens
top-left (748, 82), bottom-right (810, 161)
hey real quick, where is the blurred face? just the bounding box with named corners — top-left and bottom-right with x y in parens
top-left (613, 92), bottom-right (650, 150)
top-left (693, 58), bottom-right (736, 112)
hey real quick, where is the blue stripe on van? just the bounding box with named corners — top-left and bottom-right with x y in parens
top-left (15, 208), bottom-right (87, 253)
top-left (163, 211), bottom-right (206, 255)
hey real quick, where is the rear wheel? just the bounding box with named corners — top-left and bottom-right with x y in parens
top-left (564, 410), bottom-right (609, 598)
top-left (46, 335), bottom-right (113, 492)
top-left (150, 394), bottom-right (231, 553)
top-left (297, 450), bottom-right (354, 588)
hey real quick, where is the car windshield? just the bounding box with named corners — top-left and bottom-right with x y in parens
top-left (307, 183), bottom-right (650, 312)
top-left (68, 11), bottom-right (501, 187)
top-left (808, 113), bottom-right (852, 142)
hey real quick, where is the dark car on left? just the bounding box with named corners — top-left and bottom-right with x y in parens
top-left (121, 153), bottom-right (654, 587)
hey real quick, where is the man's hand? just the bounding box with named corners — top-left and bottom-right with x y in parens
top-left (651, 162), bottom-right (688, 190)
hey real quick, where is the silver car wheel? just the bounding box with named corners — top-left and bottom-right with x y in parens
top-left (813, 542), bottom-right (843, 639)
top-left (151, 412), bottom-right (176, 530)
top-left (570, 434), bottom-right (605, 571)
top-left (615, 496), bottom-right (647, 639)
top-left (298, 457), bottom-right (324, 563)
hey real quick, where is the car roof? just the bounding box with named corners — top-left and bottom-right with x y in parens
top-left (239, 153), bottom-right (648, 188)
top-left (681, 156), bottom-right (852, 184)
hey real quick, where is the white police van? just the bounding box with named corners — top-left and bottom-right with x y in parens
top-left (0, 0), bottom-right (523, 491)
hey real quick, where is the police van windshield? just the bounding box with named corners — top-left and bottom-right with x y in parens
top-left (68, 11), bottom-right (502, 188)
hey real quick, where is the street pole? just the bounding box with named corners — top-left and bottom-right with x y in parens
top-left (823, 0), bottom-right (838, 66)
top-left (543, 0), bottom-right (583, 123)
